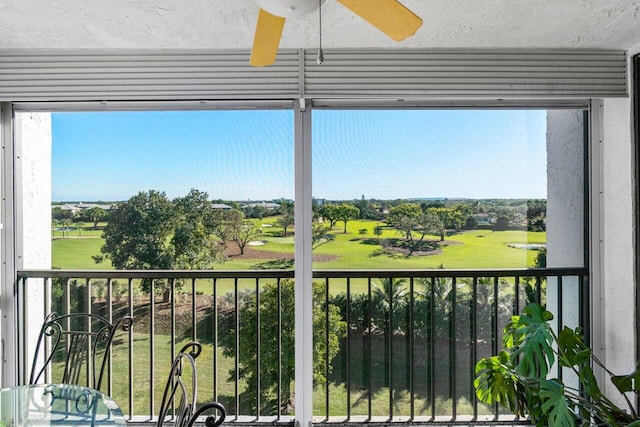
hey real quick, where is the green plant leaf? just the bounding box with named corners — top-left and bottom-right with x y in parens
top-left (519, 378), bottom-right (547, 425)
top-left (474, 351), bottom-right (526, 415)
top-left (578, 364), bottom-right (602, 401)
top-left (477, 303), bottom-right (640, 427)
top-left (503, 314), bottom-right (523, 349)
top-left (539, 379), bottom-right (577, 427)
top-left (557, 326), bottom-right (592, 367)
top-left (612, 368), bottom-right (640, 394)
top-left (508, 303), bottom-right (556, 378)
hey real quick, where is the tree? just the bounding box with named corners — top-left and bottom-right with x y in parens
top-left (83, 206), bottom-right (107, 229)
top-left (171, 189), bottom-right (226, 269)
top-left (312, 222), bottom-right (334, 249)
top-left (335, 203), bottom-right (359, 233)
top-left (426, 206), bottom-right (462, 241)
top-left (52, 206), bottom-right (74, 221)
top-left (386, 203), bottom-right (421, 251)
top-left (221, 279), bottom-right (346, 414)
top-left (248, 204), bottom-right (268, 220)
top-left (535, 246), bottom-right (547, 268)
top-left (526, 199), bottom-right (546, 221)
top-left (231, 221), bottom-right (262, 255)
top-left (373, 225), bottom-right (384, 241)
top-left (211, 208), bottom-right (244, 244)
top-left (100, 190), bottom-right (175, 293)
top-left (414, 277), bottom-right (450, 340)
top-left (354, 198), bottom-right (382, 220)
top-left (73, 219), bottom-right (84, 236)
top-left (276, 202), bottom-right (294, 237)
top-left (60, 218), bottom-right (73, 238)
top-left (417, 210), bottom-right (444, 242)
top-left (528, 214), bottom-right (546, 232)
top-left (386, 204), bottom-right (421, 238)
top-left (464, 216), bottom-right (477, 230)
top-left (319, 204), bottom-right (339, 228)
top-left (495, 215), bottom-right (510, 231)
top-left (420, 200), bottom-right (445, 211)
top-left (423, 208), bottom-right (447, 241)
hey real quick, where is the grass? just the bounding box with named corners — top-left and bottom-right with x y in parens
top-left (52, 235), bottom-right (112, 270)
top-left (313, 383), bottom-right (494, 418)
top-left (52, 222), bottom-right (106, 238)
top-left (50, 218), bottom-right (545, 272)
top-left (309, 220), bottom-right (544, 269)
top-left (109, 334), bottom-right (241, 417)
top-left (228, 218), bottom-right (545, 271)
top-left (106, 333), bottom-right (494, 418)
top-left (48, 218), bottom-right (545, 297)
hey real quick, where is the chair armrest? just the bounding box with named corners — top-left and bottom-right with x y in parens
top-left (188, 401), bottom-right (226, 427)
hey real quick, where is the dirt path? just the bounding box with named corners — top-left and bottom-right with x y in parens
top-left (225, 244), bottom-right (338, 262)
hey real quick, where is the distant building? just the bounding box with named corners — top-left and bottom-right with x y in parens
top-left (473, 213), bottom-right (496, 226)
top-left (81, 203), bottom-right (113, 210)
top-left (211, 203), bottom-right (233, 209)
top-left (242, 201), bottom-right (280, 210)
top-left (57, 202), bottom-right (113, 213)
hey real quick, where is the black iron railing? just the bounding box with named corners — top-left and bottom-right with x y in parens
top-left (17, 268), bottom-right (588, 425)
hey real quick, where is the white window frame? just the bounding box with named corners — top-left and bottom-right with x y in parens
top-left (1, 98), bottom-right (601, 427)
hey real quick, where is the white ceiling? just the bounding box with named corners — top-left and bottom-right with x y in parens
top-left (1, 0), bottom-right (640, 51)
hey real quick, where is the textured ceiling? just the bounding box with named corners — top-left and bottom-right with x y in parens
top-left (1, 0), bottom-right (640, 51)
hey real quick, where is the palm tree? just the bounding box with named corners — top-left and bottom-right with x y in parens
top-left (415, 277), bottom-right (455, 341)
top-left (372, 277), bottom-right (407, 387)
top-left (60, 218), bottom-right (73, 238)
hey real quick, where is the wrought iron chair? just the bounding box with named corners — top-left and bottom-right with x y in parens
top-left (158, 341), bottom-right (226, 427)
top-left (29, 312), bottom-right (133, 391)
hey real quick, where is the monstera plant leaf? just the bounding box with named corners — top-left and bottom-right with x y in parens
top-left (477, 303), bottom-right (640, 427)
top-left (539, 379), bottom-right (577, 427)
top-left (474, 350), bottom-right (526, 415)
top-left (505, 303), bottom-right (555, 378)
top-left (557, 326), bottom-right (591, 367)
top-left (556, 326), bottom-right (602, 400)
top-left (612, 368), bottom-right (640, 395)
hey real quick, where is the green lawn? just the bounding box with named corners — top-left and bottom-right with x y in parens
top-left (51, 219), bottom-right (545, 272)
top-left (52, 236), bottom-right (112, 269)
top-left (231, 219), bottom-right (544, 270)
top-left (109, 334), bottom-right (240, 416)
top-left (50, 220), bottom-right (544, 298)
top-left (52, 222), bottom-right (106, 238)
top-left (108, 333), bottom-right (492, 418)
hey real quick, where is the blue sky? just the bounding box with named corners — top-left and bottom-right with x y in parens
top-left (52, 109), bottom-right (547, 202)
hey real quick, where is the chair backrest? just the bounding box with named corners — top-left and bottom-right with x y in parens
top-left (158, 341), bottom-right (226, 427)
top-left (29, 312), bottom-right (133, 391)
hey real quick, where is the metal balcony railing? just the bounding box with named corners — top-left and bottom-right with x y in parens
top-left (16, 267), bottom-right (588, 425)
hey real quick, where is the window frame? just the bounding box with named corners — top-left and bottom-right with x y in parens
top-left (2, 99), bottom-right (597, 424)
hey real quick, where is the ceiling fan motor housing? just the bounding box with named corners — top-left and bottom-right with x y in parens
top-left (254, 0), bottom-right (326, 18)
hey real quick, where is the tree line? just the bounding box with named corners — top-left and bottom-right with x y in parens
top-left (52, 191), bottom-right (546, 274)
top-left (317, 198), bottom-right (546, 232)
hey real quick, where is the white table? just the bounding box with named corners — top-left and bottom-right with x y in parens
top-left (0, 383), bottom-right (126, 426)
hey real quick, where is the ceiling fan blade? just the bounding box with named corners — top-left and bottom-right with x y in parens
top-left (336, 0), bottom-right (423, 41)
top-left (250, 8), bottom-right (286, 67)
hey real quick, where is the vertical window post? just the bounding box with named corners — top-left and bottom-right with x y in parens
top-left (294, 98), bottom-right (313, 427)
top-left (0, 102), bottom-right (17, 386)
